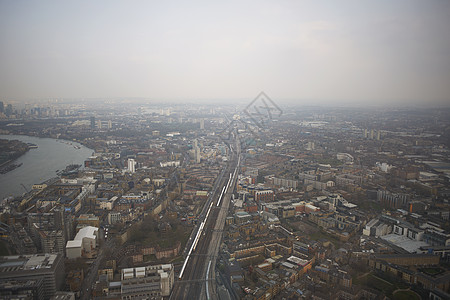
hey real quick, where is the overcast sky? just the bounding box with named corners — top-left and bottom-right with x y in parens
top-left (1, 0), bottom-right (449, 106)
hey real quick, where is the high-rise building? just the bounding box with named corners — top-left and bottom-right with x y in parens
top-left (90, 116), bottom-right (95, 129)
top-left (193, 140), bottom-right (201, 163)
top-left (0, 277), bottom-right (45, 300)
top-left (39, 230), bottom-right (65, 254)
top-left (0, 101), bottom-right (4, 113)
top-left (27, 209), bottom-right (73, 255)
top-left (128, 158), bottom-right (136, 173)
top-left (0, 254), bottom-right (65, 299)
top-left (5, 104), bottom-right (13, 116)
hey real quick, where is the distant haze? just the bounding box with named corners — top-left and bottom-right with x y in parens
top-left (1, 1), bottom-right (449, 106)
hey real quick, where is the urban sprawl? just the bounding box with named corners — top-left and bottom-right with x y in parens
top-left (0, 99), bottom-right (449, 300)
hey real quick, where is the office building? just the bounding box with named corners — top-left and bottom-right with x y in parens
top-left (0, 254), bottom-right (65, 299)
top-left (0, 277), bottom-right (45, 300)
top-left (193, 140), bottom-right (201, 163)
top-left (90, 116), bottom-right (95, 129)
top-left (120, 264), bottom-right (174, 299)
top-left (128, 158), bottom-right (136, 173)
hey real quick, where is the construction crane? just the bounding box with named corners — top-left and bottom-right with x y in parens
top-left (20, 184), bottom-right (29, 193)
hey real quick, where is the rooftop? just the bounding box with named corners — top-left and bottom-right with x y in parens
top-left (74, 226), bottom-right (98, 240)
top-left (381, 234), bottom-right (429, 253)
top-left (0, 254), bottom-right (59, 273)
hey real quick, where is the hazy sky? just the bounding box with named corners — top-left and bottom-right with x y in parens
top-left (1, 1), bottom-right (449, 105)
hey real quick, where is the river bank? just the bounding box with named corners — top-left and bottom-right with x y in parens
top-left (0, 139), bottom-right (32, 174)
top-left (0, 135), bottom-right (93, 201)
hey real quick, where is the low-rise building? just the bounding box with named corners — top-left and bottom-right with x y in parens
top-left (66, 226), bottom-right (98, 259)
top-left (118, 264), bottom-right (174, 299)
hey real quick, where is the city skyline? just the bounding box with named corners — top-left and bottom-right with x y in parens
top-left (1, 103), bottom-right (449, 299)
top-left (1, 1), bottom-right (449, 106)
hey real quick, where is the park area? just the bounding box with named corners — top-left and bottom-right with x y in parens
top-left (353, 272), bottom-right (417, 298)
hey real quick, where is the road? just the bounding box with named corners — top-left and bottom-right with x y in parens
top-left (79, 138), bottom-right (240, 300)
top-left (78, 153), bottom-right (188, 299)
top-left (170, 138), bottom-right (240, 300)
top-left (80, 228), bottom-right (115, 300)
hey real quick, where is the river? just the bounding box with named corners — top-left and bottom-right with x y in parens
top-left (0, 135), bottom-right (93, 201)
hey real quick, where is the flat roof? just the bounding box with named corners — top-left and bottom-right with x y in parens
top-left (74, 226), bottom-right (98, 240)
top-left (0, 254), bottom-right (59, 273)
top-left (66, 240), bottom-right (82, 248)
top-left (380, 234), bottom-right (429, 253)
top-left (281, 262), bottom-right (295, 269)
top-left (287, 256), bottom-right (309, 266)
top-left (109, 281), bottom-right (121, 288)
